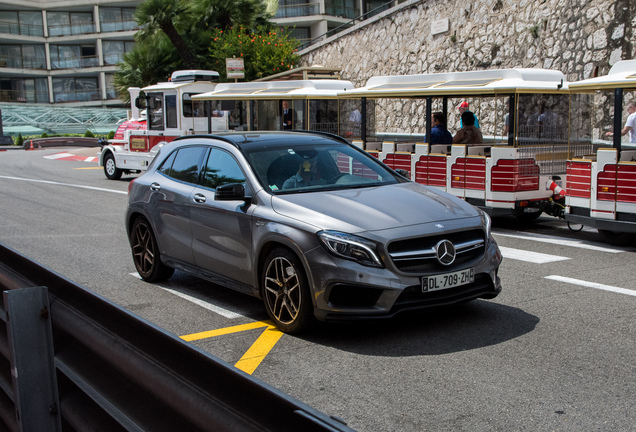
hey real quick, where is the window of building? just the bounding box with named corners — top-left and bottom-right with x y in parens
top-left (53, 77), bottom-right (99, 102)
top-left (50, 44), bottom-right (98, 69)
top-left (102, 40), bottom-right (135, 65)
top-left (0, 11), bottom-right (43, 36)
top-left (105, 74), bottom-right (117, 99)
top-left (0, 78), bottom-right (48, 103)
top-left (100, 7), bottom-right (137, 32)
top-left (48, 11), bottom-right (94, 36)
top-left (0, 44), bottom-right (46, 69)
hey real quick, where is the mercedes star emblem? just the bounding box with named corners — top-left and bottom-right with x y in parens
top-left (435, 239), bottom-right (456, 265)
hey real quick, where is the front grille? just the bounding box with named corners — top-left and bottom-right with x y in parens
top-left (387, 229), bottom-right (485, 273)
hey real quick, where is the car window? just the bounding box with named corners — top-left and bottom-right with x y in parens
top-left (244, 142), bottom-right (399, 193)
top-left (202, 148), bottom-right (246, 189)
top-left (158, 150), bottom-right (176, 176)
top-left (160, 146), bottom-right (205, 184)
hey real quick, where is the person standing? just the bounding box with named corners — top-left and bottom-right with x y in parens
top-left (606, 102), bottom-right (636, 143)
top-left (457, 101), bottom-right (480, 128)
top-left (282, 100), bottom-right (297, 130)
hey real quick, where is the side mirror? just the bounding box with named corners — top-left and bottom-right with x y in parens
top-left (215, 183), bottom-right (251, 202)
top-left (134, 97), bottom-right (144, 109)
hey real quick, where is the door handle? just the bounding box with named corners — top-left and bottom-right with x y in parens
top-left (150, 182), bottom-right (161, 191)
top-left (193, 193), bottom-right (206, 203)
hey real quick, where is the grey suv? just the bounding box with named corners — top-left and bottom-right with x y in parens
top-left (126, 132), bottom-right (502, 333)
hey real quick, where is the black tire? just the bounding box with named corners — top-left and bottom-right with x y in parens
top-left (261, 248), bottom-right (314, 334)
top-left (597, 229), bottom-right (635, 247)
top-left (515, 209), bottom-right (542, 222)
top-left (131, 217), bottom-right (174, 282)
top-left (104, 152), bottom-right (122, 180)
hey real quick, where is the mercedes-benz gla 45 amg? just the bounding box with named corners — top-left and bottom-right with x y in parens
top-left (126, 132), bottom-right (502, 333)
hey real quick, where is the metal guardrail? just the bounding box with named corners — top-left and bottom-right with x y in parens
top-left (0, 242), bottom-right (354, 431)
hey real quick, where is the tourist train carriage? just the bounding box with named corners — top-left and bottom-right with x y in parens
top-left (337, 68), bottom-right (583, 220)
top-left (99, 70), bottom-right (228, 180)
top-left (565, 60), bottom-right (636, 245)
top-left (191, 79), bottom-right (370, 138)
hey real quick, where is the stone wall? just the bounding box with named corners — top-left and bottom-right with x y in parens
top-left (299, 0), bottom-right (634, 135)
top-left (301, 0), bottom-right (634, 86)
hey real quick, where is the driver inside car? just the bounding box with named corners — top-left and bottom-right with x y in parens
top-left (282, 152), bottom-right (327, 189)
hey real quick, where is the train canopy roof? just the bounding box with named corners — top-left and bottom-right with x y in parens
top-left (192, 79), bottom-right (354, 101)
top-left (337, 68), bottom-right (568, 98)
top-left (568, 60), bottom-right (636, 91)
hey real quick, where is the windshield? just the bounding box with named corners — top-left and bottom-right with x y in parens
top-left (244, 142), bottom-right (401, 194)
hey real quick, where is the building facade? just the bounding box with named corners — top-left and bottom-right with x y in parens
top-left (0, 0), bottom-right (139, 107)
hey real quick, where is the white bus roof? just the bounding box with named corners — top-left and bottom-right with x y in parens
top-left (142, 81), bottom-right (219, 92)
top-left (568, 60), bottom-right (636, 91)
top-left (192, 80), bottom-right (355, 100)
top-left (338, 68), bottom-right (568, 98)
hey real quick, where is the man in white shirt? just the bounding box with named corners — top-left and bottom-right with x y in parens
top-left (607, 102), bottom-right (636, 143)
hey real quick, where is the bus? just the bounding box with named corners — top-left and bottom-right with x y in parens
top-left (337, 68), bottom-right (581, 220)
top-left (565, 60), bottom-right (636, 245)
top-left (99, 70), bottom-right (227, 180)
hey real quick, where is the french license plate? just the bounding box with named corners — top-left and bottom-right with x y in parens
top-left (422, 268), bottom-right (474, 292)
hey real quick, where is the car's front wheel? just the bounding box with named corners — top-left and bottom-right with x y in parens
top-left (131, 217), bottom-right (174, 282)
top-left (262, 248), bottom-right (314, 334)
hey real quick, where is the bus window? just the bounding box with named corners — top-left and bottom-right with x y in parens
top-left (165, 95), bottom-right (177, 128)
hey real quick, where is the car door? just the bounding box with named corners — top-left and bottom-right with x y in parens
top-left (189, 147), bottom-right (255, 291)
top-left (150, 145), bottom-right (206, 265)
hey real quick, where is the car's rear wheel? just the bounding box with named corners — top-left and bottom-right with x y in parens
top-left (262, 248), bottom-right (313, 334)
top-left (104, 152), bottom-right (122, 180)
top-left (131, 217), bottom-right (174, 282)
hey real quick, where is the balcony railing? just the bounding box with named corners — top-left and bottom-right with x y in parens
top-left (0, 55), bottom-right (47, 70)
top-left (274, 3), bottom-right (321, 18)
top-left (48, 22), bottom-right (96, 37)
top-left (0, 20), bottom-right (44, 37)
top-left (100, 19), bottom-right (138, 33)
top-left (54, 89), bottom-right (102, 103)
top-left (0, 89), bottom-right (49, 104)
top-left (325, 4), bottom-right (358, 19)
top-left (51, 55), bottom-right (100, 70)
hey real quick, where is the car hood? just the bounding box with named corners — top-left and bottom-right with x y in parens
top-left (271, 182), bottom-right (480, 233)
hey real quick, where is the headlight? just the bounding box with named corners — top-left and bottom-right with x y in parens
top-left (481, 211), bottom-right (492, 238)
top-left (317, 231), bottom-right (383, 268)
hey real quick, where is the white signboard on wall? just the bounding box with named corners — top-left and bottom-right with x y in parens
top-left (431, 19), bottom-right (449, 35)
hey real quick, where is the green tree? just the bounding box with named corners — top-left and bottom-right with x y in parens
top-left (114, 35), bottom-right (181, 103)
top-left (190, 0), bottom-right (272, 31)
top-left (134, 0), bottom-right (198, 69)
top-left (208, 26), bottom-right (300, 81)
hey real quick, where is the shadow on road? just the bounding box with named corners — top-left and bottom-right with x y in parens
top-left (304, 300), bottom-right (539, 357)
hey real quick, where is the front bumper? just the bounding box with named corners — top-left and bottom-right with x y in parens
top-left (307, 240), bottom-right (502, 322)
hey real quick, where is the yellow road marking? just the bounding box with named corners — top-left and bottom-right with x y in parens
top-left (181, 321), bottom-right (270, 341)
top-left (74, 166), bottom-right (102, 170)
top-left (234, 325), bottom-right (284, 374)
top-left (180, 320), bottom-right (284, 374)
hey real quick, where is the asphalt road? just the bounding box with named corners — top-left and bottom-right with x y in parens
top-left (1, 147), bottom-right (635, 431)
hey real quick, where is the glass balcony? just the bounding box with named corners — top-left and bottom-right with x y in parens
top-left (100, 19), bottom-right (138, 33)
top-left (51, 56), bottom-right (100, 70)
top-left (274, 3), bottom-right (321, 18)
top-left (53, 89), bottom-right (102, 103)
top-left (0, 20), bottom-right (44, 37)
top-left (0, 89), bottom-right (49, 104)
top-left (48, 22), bottom-right (96, 37)
top-left (0, 55), bottom-right (46, 69)
top-left (324, 3), bottom-right (358, 19)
